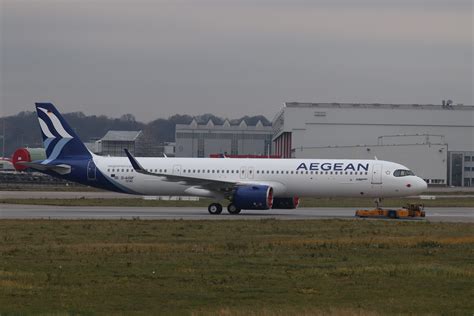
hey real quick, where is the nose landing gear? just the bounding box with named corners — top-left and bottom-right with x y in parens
top-left (374, 198), bottom-right (383, 210)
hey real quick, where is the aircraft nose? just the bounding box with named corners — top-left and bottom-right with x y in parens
top-left (416, 177), bottom-right (428, 193)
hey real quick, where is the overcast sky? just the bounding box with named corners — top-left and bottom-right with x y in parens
top-left (1, 0), bottom-right (473, 121)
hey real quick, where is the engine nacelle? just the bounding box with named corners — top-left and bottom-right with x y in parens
top-left (232, 185), bottom-right (273, 210)
top-left (272, 197), bottom-right (300, 209)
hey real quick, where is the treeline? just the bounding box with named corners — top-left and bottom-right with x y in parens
top-left (1, 111), bottom-right (271, 156)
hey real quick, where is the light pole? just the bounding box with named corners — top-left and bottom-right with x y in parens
top-left (1, 119), bottom-right (5, 158)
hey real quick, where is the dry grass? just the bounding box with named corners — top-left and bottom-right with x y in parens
top-left (0, 219), bottom-right (472, 314)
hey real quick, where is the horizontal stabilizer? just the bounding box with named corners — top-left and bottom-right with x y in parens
top-left (17, 162), bottom-right (71, 175)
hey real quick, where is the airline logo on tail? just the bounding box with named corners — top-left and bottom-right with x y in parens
top-left (35, 103), bottom-right (91, 163)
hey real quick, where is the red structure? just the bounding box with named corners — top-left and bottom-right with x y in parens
top-left (273, 132), bottom-right (292, 158)
top-left (209, 154), bottom-right (281, 159)
top-left (12, 148), bottom-right (31, 171)
top-left (11, 148), bottom-right (46, 171)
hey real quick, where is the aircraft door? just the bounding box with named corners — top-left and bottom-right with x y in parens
top-left (173, 165), bottom-right (181, 175)
top-left (371, 164), bottom-right (383, 184)
top-left (87, 159), bottom-right (96, 181)
top-left (248, 167), bottom-right (254, 179)
top-left (240, 167), bottom-right (246, 179)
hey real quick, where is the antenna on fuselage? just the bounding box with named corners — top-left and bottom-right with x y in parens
top-left (374, 156), bottom-right (378, 160)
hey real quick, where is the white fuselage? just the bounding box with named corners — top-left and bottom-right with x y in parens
top-left (93, 156), bottom-right (427, 199)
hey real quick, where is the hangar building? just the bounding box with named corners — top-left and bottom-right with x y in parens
top-left (272, 102), bottom-right (474, 186)
top-left (175, 119), bottom-right (273, 157)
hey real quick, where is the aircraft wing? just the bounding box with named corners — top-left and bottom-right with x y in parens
top-left (124, 149), bottom-right (237, 192)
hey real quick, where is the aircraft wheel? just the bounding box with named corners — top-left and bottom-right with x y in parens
top-left (227, 203), bottom-right (241, 215)
top-left (208, 203), bottom-right (223, 215)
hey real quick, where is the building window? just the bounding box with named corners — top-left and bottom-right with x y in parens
top-left (464, 178), bottom-right (471, 187)
top-left (465, 156), bottom-right (471, 162)
top-left (464, 167), bottom-right (470, 172)
top-left (451, 153), bottom-right (463, 186)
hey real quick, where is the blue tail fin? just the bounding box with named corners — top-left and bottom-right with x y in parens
top-left (35, 103), bottom-right (91, 162)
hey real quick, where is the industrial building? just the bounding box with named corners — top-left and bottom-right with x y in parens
top-left (272, 102), bottom-right (474, 186)
top-left (95, 130), bottom-right (143, 157)
top-left (175, 119), bottom-right (273, 157)
top-left (83, 130), bottom-right (174, 157)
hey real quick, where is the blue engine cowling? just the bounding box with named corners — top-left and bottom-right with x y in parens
top-left (232, 185), bottom-right (273, 210)
top-left (272, 197), bottom-right (300, 209)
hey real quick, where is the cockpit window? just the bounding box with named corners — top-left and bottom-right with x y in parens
top-left (393, 169), bottom-right (415, 177)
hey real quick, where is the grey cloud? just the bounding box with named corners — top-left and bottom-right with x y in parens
top-left (1, 0), bottom-right (472, 121)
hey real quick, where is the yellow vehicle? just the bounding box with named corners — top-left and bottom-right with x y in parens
top-left (356, 204), bottom-right (425, 219)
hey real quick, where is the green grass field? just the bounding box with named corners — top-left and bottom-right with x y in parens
top-left (1, 196), bottom-right (473, 208)
top-left (1, 219), bottom-right (473, 315)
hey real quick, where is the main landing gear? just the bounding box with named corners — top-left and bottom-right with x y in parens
top-left (207, 203), bottom-right (241, 215)
top-left (208, 203), bottom-right (223, 215)
top-left (227, 203), bottom-right (241, 215)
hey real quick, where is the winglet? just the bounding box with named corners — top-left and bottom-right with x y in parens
top-left (124, 148), bottom-right (145, 172)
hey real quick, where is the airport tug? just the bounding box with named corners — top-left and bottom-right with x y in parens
top-left (355, 203), bottom-right (426, 219)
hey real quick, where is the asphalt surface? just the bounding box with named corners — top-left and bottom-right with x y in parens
top-left (0, 204), bottom-right (472, 222)
top-left (0, 190), bottom-right (139, 199)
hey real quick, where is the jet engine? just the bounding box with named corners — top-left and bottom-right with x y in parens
top-left (272, 197), bottom-right (300, 209)
top-left (232, 185), bottom-right (273, 210)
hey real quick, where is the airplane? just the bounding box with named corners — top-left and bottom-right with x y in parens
top-left (22, 102), bottom-right (428, 214)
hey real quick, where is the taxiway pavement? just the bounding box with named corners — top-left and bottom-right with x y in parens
top-left (0, 204), bottom-right (472, 222)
